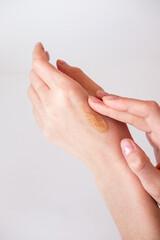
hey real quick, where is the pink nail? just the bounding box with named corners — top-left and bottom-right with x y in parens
top-left (96, 90), bottom-right (110, 97)
top-left (58, 60), bottom-right (66, 65)
top-left (121, 139), bottom-right (135, 157)
top-left (89, 96), bottom-right (102, 103)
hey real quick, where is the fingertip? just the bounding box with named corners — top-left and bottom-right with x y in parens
top-left (33, 42), bottom-right (45, 61)
top-left (95, 89), bottom-right (110, 98)
top-left (121, 138), bottom-right (134, 146)
top-left (121, 138), bottom-right (149, 174)
top-left (57, 59), bottom-right (67, 66)
top-left (88, 96), bottom-right (111, 117)
top-left (120, 138), bottom-right (135, 158)
top-left (36, 42), bottom-right (44, 49)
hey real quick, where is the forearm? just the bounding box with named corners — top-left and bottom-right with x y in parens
top-left (90, 119), bottom-right (160, 240)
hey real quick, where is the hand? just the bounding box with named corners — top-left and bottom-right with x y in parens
top-left (88, 90), bottom-right (160, 203)
top-left (28, 43), bottom-right (131, 172)
top-left (28, 45), bottom-right (160, 238)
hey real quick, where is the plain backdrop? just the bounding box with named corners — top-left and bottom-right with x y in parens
top-left (0, 0), bottom-right (160, 239)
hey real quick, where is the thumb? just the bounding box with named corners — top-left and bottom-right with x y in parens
top-left (121, 138), bottom-right (160, 204)
top-left (56, 59), bottom-right (102, 96)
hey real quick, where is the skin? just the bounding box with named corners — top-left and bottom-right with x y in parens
top-left (88, 90), bottom-right (160, 204)
top-left (28, 42), bottom-right (160, 239)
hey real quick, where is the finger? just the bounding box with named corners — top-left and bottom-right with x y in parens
top-left (121, 138), bottom-right (160, 204)
top-left (95, 90), bottom-right (114, 99)
top-left (88, 95), bottom-right (160, 133)
top-left (102, 94), bottom-right (160, 134)
top-left (32, 107), bottom-right (43, 129)
top-left (32, 42), bottom-right (46, 61)
top-left (32, 43), bottom-right (68, 88)
top-left (29, 69), bottom-right (49, 103)
top-left (27, 85), bottom-right (42, 111)
top-left (56, 59), bottom-right (103, 96)
top-left (33, 42), bottom-right (49, 62)
top-left (102, 93), bottom-right (160, 118)
top-left (88, 96), bottom-right (149, 131)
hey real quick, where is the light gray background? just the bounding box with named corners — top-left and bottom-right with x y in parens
top-left (0, 0), bottom-right (160, 239)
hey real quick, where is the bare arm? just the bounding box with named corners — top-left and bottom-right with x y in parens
top-left (28, 43), bottom-right (160, 240)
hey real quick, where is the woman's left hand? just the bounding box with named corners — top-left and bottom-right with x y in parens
top-left (88, 90), bottom-right (160, 204)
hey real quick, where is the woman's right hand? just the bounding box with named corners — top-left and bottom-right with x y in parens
top-left (88, 91), bottom-right (160, 204)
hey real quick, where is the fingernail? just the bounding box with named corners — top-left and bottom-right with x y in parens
top-left (89, 96), bottom-right (102, 103)
top-left (121, 139), bottom-right (135, 157)
top-left (96, 90), bottom-right (110, 97)
top-left (58, 59), bottom-right (67, 65)
top-left (102, 95), bottom-right (118, 101)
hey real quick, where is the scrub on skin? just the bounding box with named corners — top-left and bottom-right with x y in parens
top-left (81, 105), bottom-right (108, 133)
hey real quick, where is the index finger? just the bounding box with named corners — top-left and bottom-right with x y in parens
top-left (32, 42), bottom-right (45, 60)
top-left (32, 42), bottom-right (66, 88)
top-left (102, 95), bottom-right (160, 118)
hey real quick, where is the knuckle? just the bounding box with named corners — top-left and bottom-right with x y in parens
top-left (64, 84), bottom-right (79, 100)
top-left (56, 82), bottom-right (80, 106)
top-left (130, 154), bottom-right (146, 172)
top-left (58, 88), bottom-right (71, 103)
top-left (149, 101), bottom-right (159, 110)
top-left (146, 101), bottom-right (160, 116)
top-left (58, 83), bottom-right (72, 96)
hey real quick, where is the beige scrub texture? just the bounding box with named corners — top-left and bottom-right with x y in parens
top-left (81, 105), bottom-right (108, 133)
